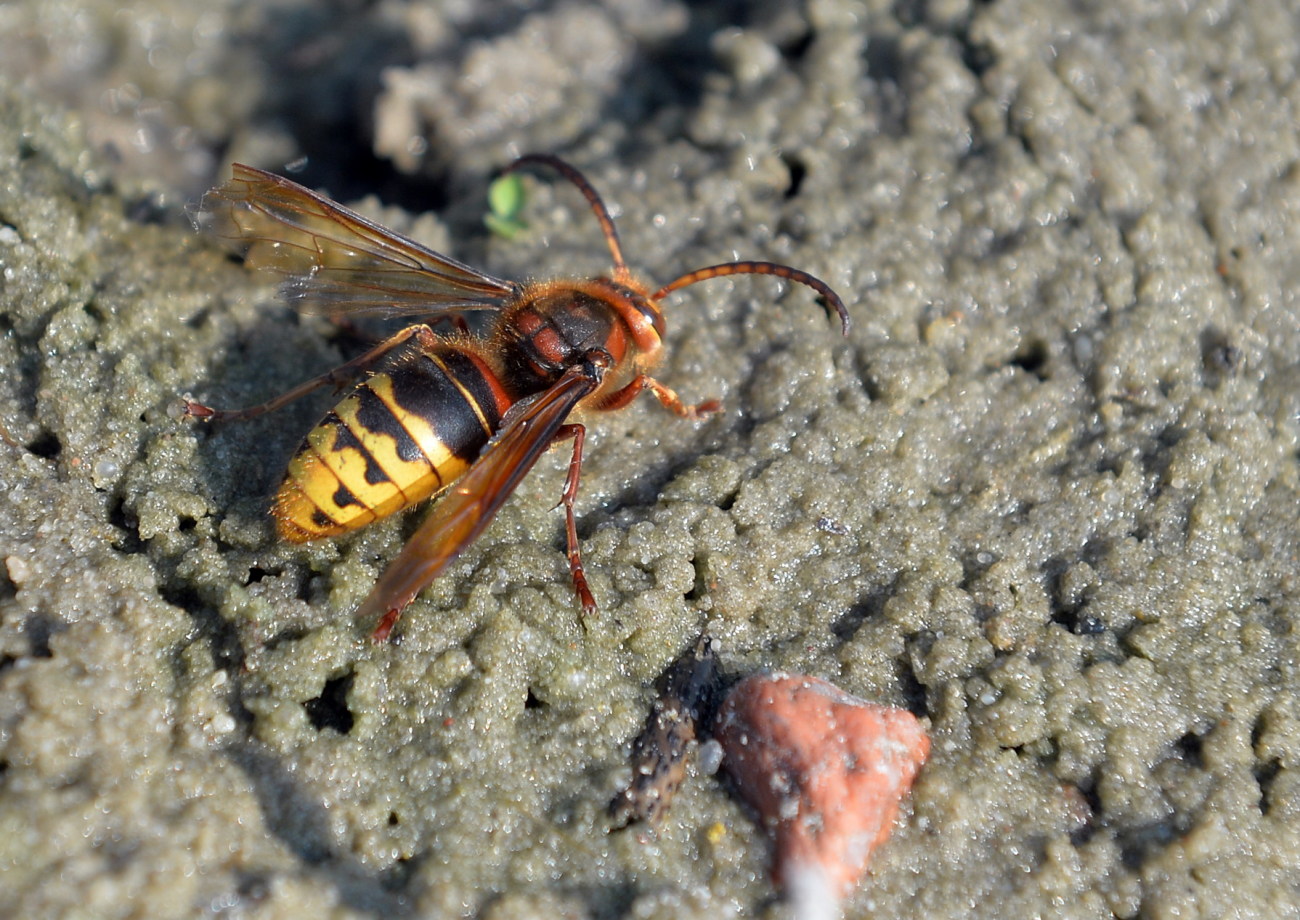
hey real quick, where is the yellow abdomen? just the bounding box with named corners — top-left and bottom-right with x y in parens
top-left (273, 344), bottom-right (511, 542)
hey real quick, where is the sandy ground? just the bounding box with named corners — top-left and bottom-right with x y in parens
top-left (1, 1), bottom-right (1299, 918)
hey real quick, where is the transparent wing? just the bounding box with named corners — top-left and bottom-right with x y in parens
top-left (355, 361), bottom-right (602, 632)
top-left (194, 163), bottom-right (520, 317)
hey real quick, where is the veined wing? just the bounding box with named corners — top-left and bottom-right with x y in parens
top-left (194, 164), bottom-right (520, 316)
top-left (356, 358), bottom-right (606, 638)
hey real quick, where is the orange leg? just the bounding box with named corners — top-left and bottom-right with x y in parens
top-left (371, 607), bottom-right (402, 644)
top-left (185, 324), bottom-right (439, 422)
top-left (597, 374), bottom-right (721, 420)
top-left (553, 423), bottom-right (597, 615)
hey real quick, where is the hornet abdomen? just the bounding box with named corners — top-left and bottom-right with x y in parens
top-left (274, 340), bottom-right (512, 542)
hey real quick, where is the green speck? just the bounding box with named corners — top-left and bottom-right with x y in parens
top-left (485, 172), bottom-right (527, 239)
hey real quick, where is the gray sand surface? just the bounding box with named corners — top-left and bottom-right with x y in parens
top-left (2, 1), bottom-right (1299, 918)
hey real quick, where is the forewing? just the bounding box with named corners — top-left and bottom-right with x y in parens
top-left (195, 163), bottom-right (519, 316)
top-left (355, 363), bottom-right (601, 629)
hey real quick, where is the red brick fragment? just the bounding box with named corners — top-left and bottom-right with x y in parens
top-left (715, 673), bottom-right (929, 904)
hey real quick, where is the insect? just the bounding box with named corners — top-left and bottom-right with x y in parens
top-left (186, 155), bottom-right (849, 641)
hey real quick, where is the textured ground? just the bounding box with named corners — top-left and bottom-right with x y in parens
top-left (1, 1), bottom-right (1299, 918)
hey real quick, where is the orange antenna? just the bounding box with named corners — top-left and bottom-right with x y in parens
top-left (653, 260), bottom-right (850, 335)
top-left (504, 154), bottom-right (630, 282)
